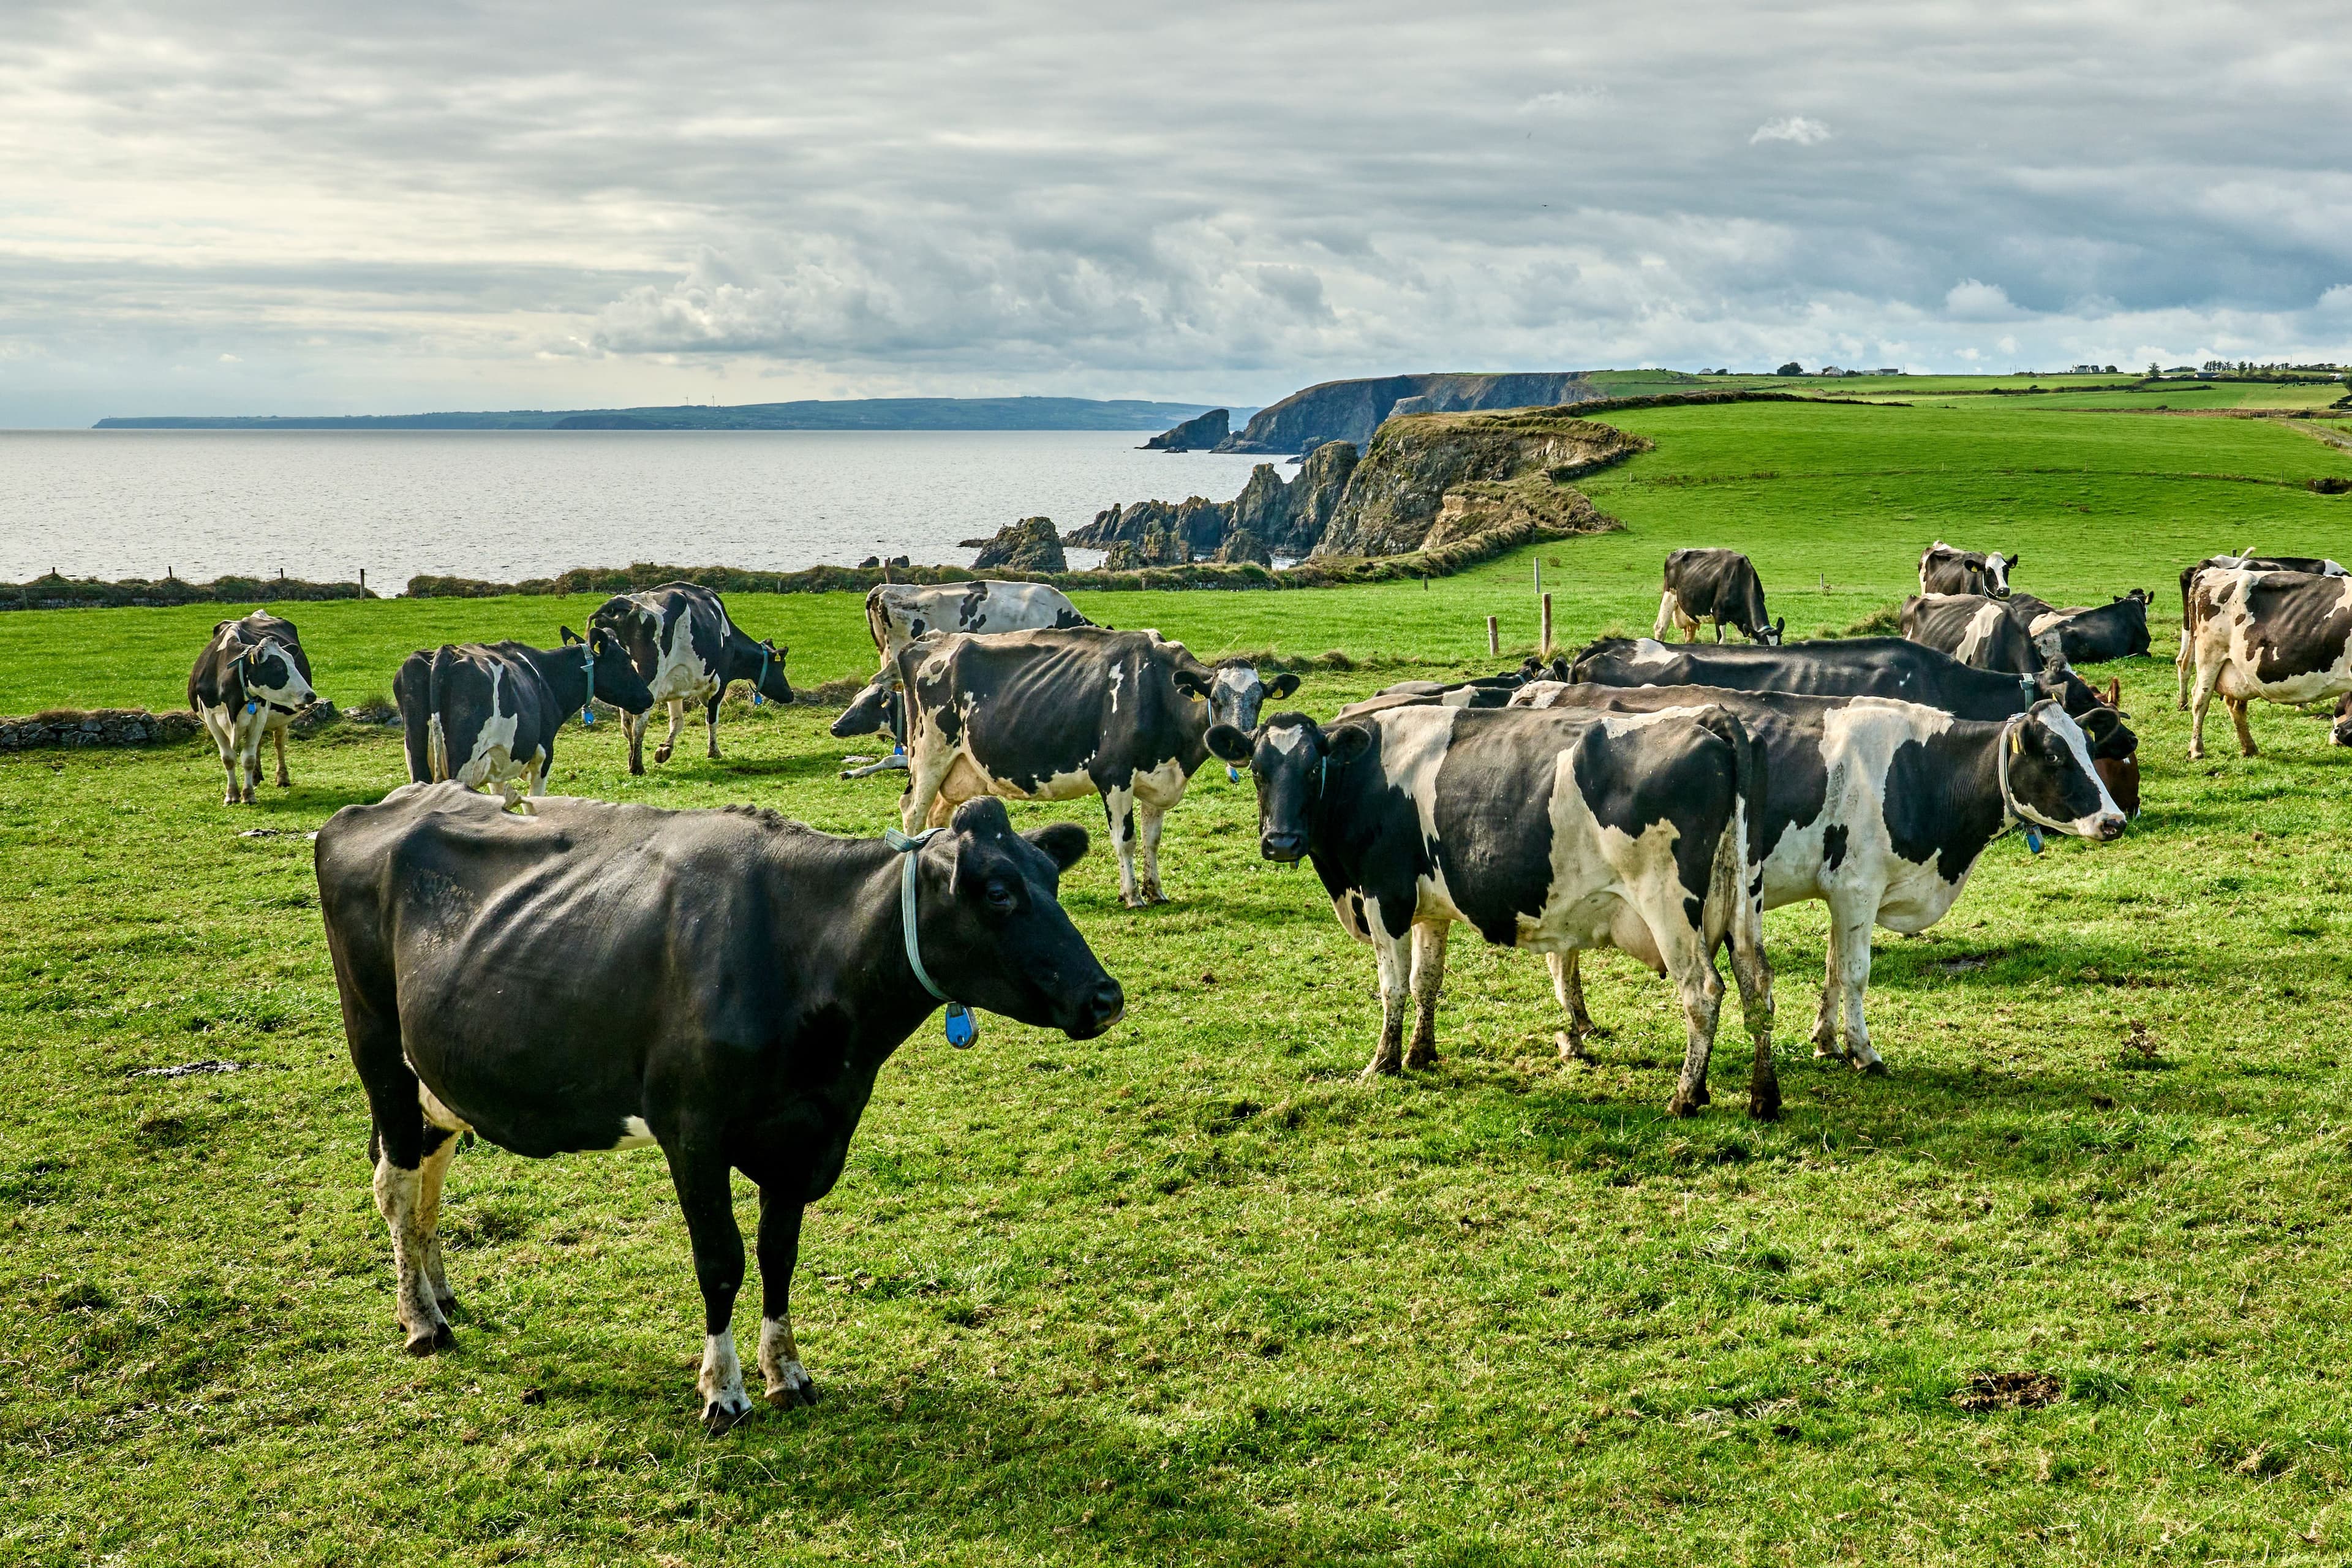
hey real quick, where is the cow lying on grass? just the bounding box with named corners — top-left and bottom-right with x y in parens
top-left (1919, 541), bottom-right (2019, 598)
top-left (1208, 704), bottom-right (1779, 1118)
top-left (188, 611), bottom-right (320, 804)
top-left (899, 627), bottom-right (1297, 907)
top-left (1512, 682), bottom-right (2126, 1072)
top-left (2184, 568), bottom-right (2352, 758)
top-left (2002, 589), bottom-right (2153, 666)
top-left (394, 628), bottom-right (652, 811)
top-left (317, 786), bottom-right (1121, 1432)
top-left (1901, 593), bottom-right (2064, 674)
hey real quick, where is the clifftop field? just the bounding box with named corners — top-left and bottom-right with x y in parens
top-left (7, 391), bottom-right (2352, 1564)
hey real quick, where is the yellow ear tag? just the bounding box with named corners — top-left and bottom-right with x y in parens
top-left (2010, 728), bottom-right (2025, 755)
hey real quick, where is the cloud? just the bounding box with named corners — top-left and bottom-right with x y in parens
top-left (1, 1), bottom-right (2350, 422)
top-left (1751, 116), bottom-right (1834, 146)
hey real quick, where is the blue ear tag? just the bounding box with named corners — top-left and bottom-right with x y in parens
top-left (2024, 826), bottom-right (2045, 854)
top-left (1227, 766), bottom-right (1241, 783)
top-left (943, 1003), bottom-right (978, 1049)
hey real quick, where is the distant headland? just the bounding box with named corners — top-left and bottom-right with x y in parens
top-left (91, 396), bottom-right (1247, 432)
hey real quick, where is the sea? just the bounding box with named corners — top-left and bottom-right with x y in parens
top-left (0, 429), bottom-right (1284, 592)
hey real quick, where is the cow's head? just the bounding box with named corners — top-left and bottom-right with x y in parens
top-left (912, 798), bottom-right (1124, 1039)
top-left (1757, 616), bottom-right (1787, 647)
top-left (2332, 693), bottom-right (2352, 748)
top-left (2075, 703), bottom-right (2141, 818)
top-left (586, 594), bottom-right (660, 677)
top-left (1174, 661), bottom-right (1302, 734)
top-left (831, 674), bottom-right (899, 738)
top-left (239, 638), bottom-right (317, 712)
top-left (751, 638), bottom-right (793, 706)
top-left (564, 625), bottom-right (656, 715)
top-left (1986, 552), bottom-right (2018, 598)
top-left (2006, 701), bottom-right (2127, 842)
top-left (1206, 712), bottom-right (1370, 863)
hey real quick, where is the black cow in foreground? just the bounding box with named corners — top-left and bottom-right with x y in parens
top-left (1901, 593), bottom-right (2064, 674)
top-left (1511, 682), bottom-right (2125, 1071)
top-left (1567, 636), bottom-right (2141, 815)
top-left (899, 628), bottom-right (1298, 907)
top-left (2175, 554), bottom-right (2348, 708)
top-left (317, 786), bottom-right (1121, 1431)
top-left (394, 629), bottom-right (653, 810)
top-left (1656, 548), bottom-right (1784, 644)
top-left (1919, 541), bottom-right (2019, 598)
top-left (188, 610), bottom-right (321, 804)
top-left (1205, 704), bottom-right (1780, 1117)
top-left (2003, 590), bottom-right (2154, 666)
top-left (589, 584), bottom-right (792, 774)
top-left (2183, 568), bottom-right (2352, 758)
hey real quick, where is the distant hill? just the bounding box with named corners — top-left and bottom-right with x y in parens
top-left (92, 396), bottom-right (1243, 432)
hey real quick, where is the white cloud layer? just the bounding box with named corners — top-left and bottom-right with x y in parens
top-left (1, 1), bottom-right (2349, 423)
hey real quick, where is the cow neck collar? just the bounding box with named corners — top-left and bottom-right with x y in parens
top-left (752, 642), bottom-right (771, 706)
top-left (577, 643), bottom-right (598, 726)
top-left (1993, 712), bottom-right (2062, 850)
top-left (882, 827), bottom-right (978, 1048)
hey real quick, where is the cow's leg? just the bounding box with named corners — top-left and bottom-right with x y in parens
top-left (627, 709), bottom-right (647, 775)
top-left (1360, 913), bottom-right (1411, 1079)
top-left (2175, 628), bottom-right (2193, 710)
top-left (1135, 801), bottom-right (1169, 904)
top-left (1404, 920), bottom-right (1447, 1069)
top-left (1725, 909), bottom-right (1778, 1121)
top-left (755, 1186), bottom-right (818, 1408)
top-left (273, 720), bottom-right (292, 788)
top-left (2188, 660), bottom-right (2222, 760)
top-left (1811, 933), bottom-right (1849, 1061)
top-left (372, 1126), bottom-right (457, 1354)
top-left (1713, 616), bottom-right (1727, 644)
top-left (1101, 785), bottom-right (1143, 907)
top-left (1660, 930), bottom-right (1725, 1118)
top-left (1653, 592), bottom-right (1677, 641)
top-left (655, 699), bottom-right (685, 765)
top-left (206, 710), bottom-right (241, 805)
top-left (2227, 695), bottom-right (2258, 757)
top-left (665, 1142), bottom-right (752, 1434)
top-left (415, 1132), bottom-right (459, 1315)
top-left (705, 692), bottom-right (723, 760)
top-left (1549, 951), bottom-right (1607, 1059)
top-left (236, 713), bottom-right (263, 804)
top-left (1831, 915), bottom-right (1883, 1073)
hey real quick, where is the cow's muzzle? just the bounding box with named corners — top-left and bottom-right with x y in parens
top-left (2092, 812), bottom-right (2127, 842)
top-left (1259, 831), bottom-right (1307, 863)
top-left (1065, 978), bottom-right (1126, 1040)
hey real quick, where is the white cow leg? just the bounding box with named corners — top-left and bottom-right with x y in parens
top-left (373, 1151), bottom-right (450, 1354)
top-left (2175, 628), bottom-right (2193, 710)
top-left (273, 722), bottom-right (292, 788)
top-left (656, 699), bottom-right (685, 765)
top-left (1102, 788), bottom-right (1143, 907)
top-left (1360, 914), bottom-right (1412, 1079)
top-left (2227, 696), bottom-right (2258, 757)
top-left (1662, 932), bottom-right (1725, 1118)
top-left (706, 694), bottom-right (722, 760)
top-left (699, 1329), bottom-right (748, 1432)
top-left (208, 711), bottom-right (241, 805)
top-left (2188, 662), bottom-right (2222, 759)
top-left (1811, 927), bottom-right (1849, 1060)
top-left (1653, 592), bottom-right (1677, 641)
top-left (1550, 949), bottom-right (1609, 1059)
top-left (237, 715), bottom-right (263, 804)
top-left (1833, 918), bottom-right (1883, 1073)
top-left (416, 1133), bottom-right (459, 1314)
top-left (756, 1189), bottom-right (817, 1408)
top-left (1404, 920), bottom-right (1448, 1069)
top-left (1136, 801), bottom-right (1169, 904)
top-left (626, 709), bottom-right (647, 775)
top-left (1725, 913), bottom-right (1779, 1120)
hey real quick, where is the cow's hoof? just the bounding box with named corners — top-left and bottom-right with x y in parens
top-left (766, 1372), bottom-right (820, 1409)
top-left (1359, 1058), bottom-right (1401, 1080)
top-left (1555, 1030), bottom-right (1584, 1062)
top-left (1665, 1087), bottom-right (1708, 1117)
top-left (1856, 1057), bottom-right (1888, 1077)
top-left (1404, 1047), bottom-right (1438, 1071)
top-left (655, 747), bottom-right (674, 765)
top-left (1748, 1082), bottom-right (1783, 1121)
top-left (224, 793), bottom-right (241, 807)
top-left (404, 1325), bottom-right (448, 1356)
top-left (240, 788), bottom-right (257, 805)
top-left (701, 1394), bottom-right (753, 1436)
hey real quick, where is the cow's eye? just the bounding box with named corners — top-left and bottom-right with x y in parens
top-left (984, 880), bottom-right (1018, 912)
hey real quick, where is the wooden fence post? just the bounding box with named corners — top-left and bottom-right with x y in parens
top-left (1487, 616), bottom-right (1499, 657)
top-left (1541, 592), bottom-right (1553, 654)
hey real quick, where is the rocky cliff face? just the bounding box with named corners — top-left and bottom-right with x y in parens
top-left (1311, 408), bottom-right (1647, 557)
top-left (1140, 408), bottom-right (1229, 451)
top-left (1069, 439), bottom-right (1360, 565)
top-left (1214, 371), bottom-right (1616, 454)
top-left (967, 515), bottom-right (1068, 572)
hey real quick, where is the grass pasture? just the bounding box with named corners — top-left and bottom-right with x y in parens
top-left (7, 392), bottom-right (2352, 1564)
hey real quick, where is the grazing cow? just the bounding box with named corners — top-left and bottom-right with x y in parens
top-left (188, 611), bottom-right (320, 805)
top-left (1901, 593), bottom-right (2063, 674)
top-left (393, 629), bottom-right (654, 810)
top-left (838, 581), bottom-right (1096, 777)
top-left (1655, 548), bottom-right (1784, 644)
top-left (1567, 636), bottom-right (2141, 817)
top-left (317, 785), bottom-right (1121, 1430)
top-left (1512, 682), bottom-right (2125, 1071)
top-left (898, 627), bottom-right (1297, 906)
top-left (2003, 590), bottom-right (2154, 666)
top-left (2176, 554), bottom-right (2348, 707)
top-left (1336, 657), bottom-right (1571, 721)
top-left (2184, 568), bottom-right (2352, 758)
top-left (1204, 704), bottom-right (1779, 1117)
top-left (1920, 541), bottom-right (2020, 598)
top-left (589, 584), bottom-right (792, 775)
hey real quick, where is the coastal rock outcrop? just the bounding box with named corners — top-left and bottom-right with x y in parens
top-left (1214, 372), bottom-right (1648, 454)
top-left (967, 516), bottom-right (1068, 572)
top-left (1141, 409), bottom-right (1229, 451)
top-left (1311, 407), bottom-right (1648, 557)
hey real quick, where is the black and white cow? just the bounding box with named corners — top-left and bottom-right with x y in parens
top-left (1901, 593), bottom-right (2062, 674)
top-left (898, 627), bottom-right (1298, 907)
top-left (838, 581), bottom-right (1096, 776)
top-left (393, 629), bottom-right (654, 810)
top-left (2183, 568), bottom-right (2352, 758)
top-left (1919, 541), bottom-right (2019, 598)
top-left (1512, 682), bottom-right (2125, 1072)
top-left (2002, 590), bottom-right (2154, 667)
top-left (1204, 704), bottom-right (1780, 1118)
top-left (589, 584), bottom-right (792, 775)
top-left (187, 610), bottom-right (321, 805)
top-left (317, 785), bottom-right (1121, 1430)
top-left (1567, 635), bottom-right (2142, 816)
top-left (1655, 548), bottom-right (1784, 644)
top-left (2176, 554), bottom-right (2348, 708)
top-left (1335, 657), bottom-right (1571, 721)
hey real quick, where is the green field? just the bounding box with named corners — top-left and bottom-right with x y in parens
top-left (8, 394), bottom-right (2352, 1564)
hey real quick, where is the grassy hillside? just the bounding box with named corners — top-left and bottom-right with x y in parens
top-left (7, 394), bottom-right (2352, 1562)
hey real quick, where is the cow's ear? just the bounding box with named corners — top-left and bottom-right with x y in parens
top-left (1265, 672), bottom-right (1302, 699)
top-left (1171, 667), bottom-right (1213, 700)
top-left (1025, 821), bottom-right (1090, 870)
top-left (1205, 723), bottom-right (1253, 764)
top-left (560, 625), bottom-right (582, 645)
top-left (1329, 725), bottom-right (1374, 763)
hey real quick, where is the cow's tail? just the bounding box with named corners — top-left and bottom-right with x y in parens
top-left (864, 584), bottom-right (893, 668)
top-left (1691, 707), bottom-right (1768, 970)
top-left (393, 650), bottom-right (434, 785)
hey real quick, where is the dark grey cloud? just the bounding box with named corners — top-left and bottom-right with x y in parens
top-left (2, 1), bottom-right (2349, 423)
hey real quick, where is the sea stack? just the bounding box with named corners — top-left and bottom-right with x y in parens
top-left (1140, 409), bottom-right (1230, 451)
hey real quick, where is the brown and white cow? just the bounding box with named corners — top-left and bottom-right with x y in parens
top-left (2184, 568), bottom-right (2352, 758)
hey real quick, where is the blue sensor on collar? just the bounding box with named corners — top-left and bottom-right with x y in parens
top-left (2024, 826), bottom-right (2045, 854)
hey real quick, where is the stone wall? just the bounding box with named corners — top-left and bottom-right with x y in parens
top-left (0, 703), bottom-right (339, 751)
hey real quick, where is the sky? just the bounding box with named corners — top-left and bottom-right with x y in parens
top-left (3, 1), bottom-right (2349, 426)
